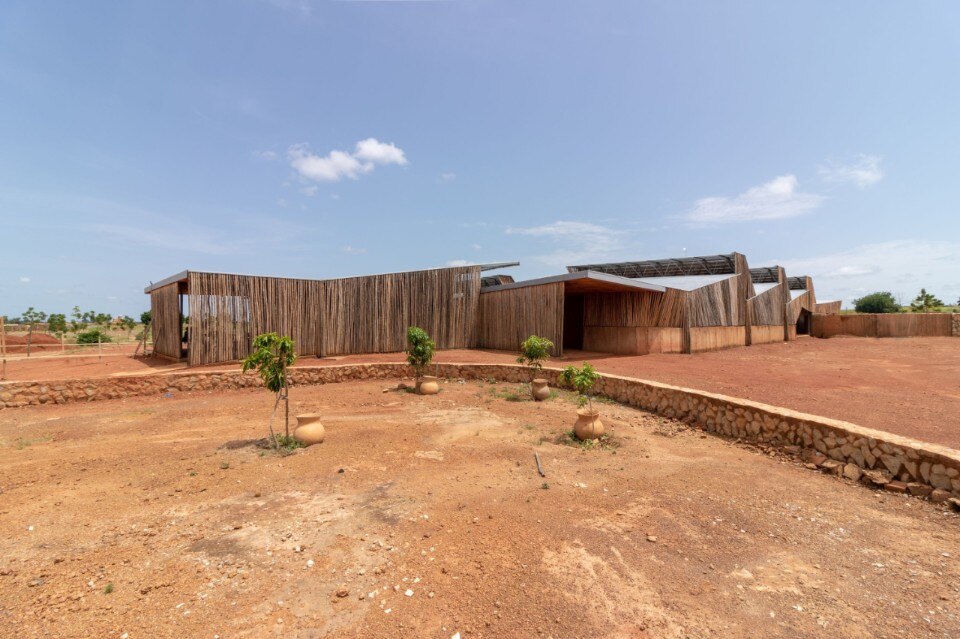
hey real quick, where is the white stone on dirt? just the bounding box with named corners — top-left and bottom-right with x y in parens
top-left (405, 589), bottom-right (414, 597)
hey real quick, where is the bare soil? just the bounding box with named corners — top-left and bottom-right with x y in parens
top-left (4, 337), bottom-right (959, 450)
top-left (1, 379), bottom-right (958, 638)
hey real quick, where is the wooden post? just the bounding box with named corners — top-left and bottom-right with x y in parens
top-left (26, 323), bottom-right (33, 357)
top-left (61, 332), bottom-right (65, 353)
top-left (98, 334), bottom-right (102, 361)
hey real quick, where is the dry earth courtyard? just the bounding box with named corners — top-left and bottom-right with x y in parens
top-left (2, 378), bottom-right (958, 638)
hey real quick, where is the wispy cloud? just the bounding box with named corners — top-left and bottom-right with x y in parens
top-left (682, 175), bottom-right (823, 226)
top-left (252, 150), bottom-right (278, 161)
top-left (445, 259), bottom-right (474, 267)
top-left (342, 245), bottom-right (367, 255)
top-left (506, 220), bottom-right (629, 268)
top-left (19, 276), bottom-right (30, 283)
top-left (818, 154), bottom-right (883, 189)
top-left (288, 138), bottom-right (407, 183)
top-left (95, 224), bottom-right (231, 255)
top-left (439, 172), bottom-right (457, 183)
top-left (771, 240), bottom-right (960, 305)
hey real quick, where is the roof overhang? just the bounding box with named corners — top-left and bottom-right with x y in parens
top-left (144, 270), bottom-right (189, 294)
top-left (480, 270), bottom-right (666, 294)
top-left (144, 261), bottom-right (521, 294)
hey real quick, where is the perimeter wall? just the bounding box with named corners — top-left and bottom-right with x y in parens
top-left (812, 313), bottom-right (958, 339)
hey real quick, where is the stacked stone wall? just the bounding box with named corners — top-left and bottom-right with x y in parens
top-left (2, 362), bottom-right (958, 499)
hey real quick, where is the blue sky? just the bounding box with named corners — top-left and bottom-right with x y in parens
top-left (2, 0), bottom-right (959, 317)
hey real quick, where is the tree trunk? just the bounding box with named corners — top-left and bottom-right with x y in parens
top-left (26, 323), bottom-right (33, 357)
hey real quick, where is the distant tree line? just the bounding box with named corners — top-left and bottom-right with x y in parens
top-left (853, 288), bottom-right (958, 314)
top-left (1, 306), bottom-right (153, 345)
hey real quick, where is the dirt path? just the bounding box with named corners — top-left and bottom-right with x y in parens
top-left (1, 380), bottom-right (958, 638)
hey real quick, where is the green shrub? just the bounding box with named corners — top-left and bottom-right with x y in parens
top-left (405, 326), bottom-right (435, 379)
top-left (517, 335), bottom-right (554, 381)
top-left (76, 328), bottom-right (113, 344)
top-left (559, 362), bottom-right (601, 412)
top-left (853, 292), bottom-right (899, 314)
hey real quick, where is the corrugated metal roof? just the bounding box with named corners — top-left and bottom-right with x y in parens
top-left (567, 253), bottom-right (737, 277)
top-left (634, 273), bottom-right (737, 292)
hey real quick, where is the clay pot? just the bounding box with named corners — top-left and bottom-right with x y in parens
top-left (293, 413), bottom-right (325, 446)
top-left (418, 375), bottom-right (440, 395)
top-left (531, 378), bottom-right (550, 401)
top-left (573, 408), bottom-right (604, 440)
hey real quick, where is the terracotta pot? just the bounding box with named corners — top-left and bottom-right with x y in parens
top-left (418, 375), bottom-right (440, 395)
top-left (293, 413), bottom-right (325, 446)
top-left (573, 408), bottom-right (604, 440)
top-left (531, 378), bottom-right (550, 401)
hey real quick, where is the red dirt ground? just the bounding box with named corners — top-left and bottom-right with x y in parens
top-left (2, 379), bottom-right (959, 638)
top-left (3, 337), bottom-right (960, 450)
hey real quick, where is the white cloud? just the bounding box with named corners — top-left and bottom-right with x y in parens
top-left (818, 154), bottom-right (883, 189)
top-left (682, 175), bottom-right (823, 226)
top-left (342, 245), bottom-right (367, 255)
top-left (353, 138), bottom-right (407, 166)
top-left (506, 220), bottom-right (629, 268)
top-left (771, 240), bottom-right (960, 306)
top-left (439, 172), bottom-right (457, 182)
top-left (288, 138), bottom-right (407, 183)
top-left (471, 243), bottom-right (482, 250)
top-left (300, 185), bottom-right (318, 197)
top-left (19, 276), bottom-right (30, 283)
top-left (252, 150), bottom-right (278, 161)
top-left (445, 259), bottom-right (474, 267)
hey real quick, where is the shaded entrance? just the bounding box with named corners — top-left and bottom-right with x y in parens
top-left (563, 293), bottom-right (584, 351)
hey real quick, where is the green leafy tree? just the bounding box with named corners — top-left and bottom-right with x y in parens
top-left (405, 326), bottom-right (436, 381)
top-left (48, 313), bottom-right (68, 336)
top-left (910, 288), bottom-right (944, 313)
top-left (853, 292), bottom-right (900, 314)
top-left (559, 363), bottom-right (601, 413)
top-left (517, 335), bottom-right (554, 381)
top-left (242, 333), bottom-right (297, 448)
top-left (140, 310), bottom-right (152, 326)
top-left (21, 307), bottom-right (47, 324)
top-left (94, 312), bottom-right (113, 325)
top-left (118, 316), bottom-right (136, 334)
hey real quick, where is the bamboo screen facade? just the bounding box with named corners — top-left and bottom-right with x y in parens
top-left (150, 283), bottom-right (182, 360)
top-left (478, 283), bottom-right (564, 354)
top-left (814, 301), bottom-right (842, 314)
top-left (685, 277), bottom-right (742, 327)
top-left (321, 267), bottom-right (481, 356)
top-left (153, 266), bottom-right (483, 366)
top-left (582, 289), bottom-right (684, 328)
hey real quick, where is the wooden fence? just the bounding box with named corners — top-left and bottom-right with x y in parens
top-left (478, 283), bottom-right (564, 354)
top-left (811, 313), bottom-right (957, 338)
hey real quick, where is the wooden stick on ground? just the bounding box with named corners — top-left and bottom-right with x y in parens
top-left (534, 452), bottom-right (546, 477)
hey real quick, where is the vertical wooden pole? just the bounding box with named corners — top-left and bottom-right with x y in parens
top-left (61, 333), bottom-right (65, 353)
top-left (26, 323), bottom-right (33, 357)
top-left (98, 334), bottom-right (102, 360)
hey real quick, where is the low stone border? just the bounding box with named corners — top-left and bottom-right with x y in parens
top-left (3, 362), bottom-right (959, 500)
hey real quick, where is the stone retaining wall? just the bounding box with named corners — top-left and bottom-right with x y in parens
top-left (3, 363), bottom-right (959, 500)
